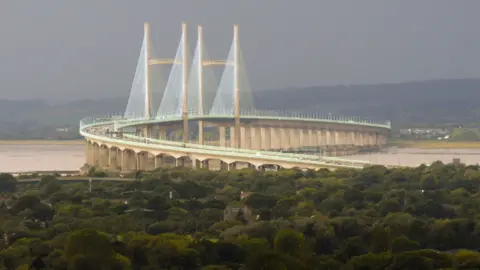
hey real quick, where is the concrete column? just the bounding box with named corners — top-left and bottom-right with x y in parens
top-left (99, 147), bottom-right (109, 168)
top-left (198, 121), bottom-right (204, 145)
top-left (136, 152), bottom-right (142, 171)
top-left (302, 129), bottom-right (309, 147)
top-left (342, 131), bottom-right (347, 145)
top-left (158, 127), bottom-right (167, 140)
top-left (130, 151), bottom-right (137, 171)
top-left (350, 131), bottom-right (355, 145)
top-left (334, 131), bottom-right (339, 145)
top-left (288, 128), bottom-right (297, 149)
top-left (260, 127), bottom-right (270, 150)
top-left (220, 161), bottom-right (229, 170)
top-left (120, 150), bottom-right (126, 172)
top-left (121, 151), bottom-right (129, 172)
top-left (230, 126), bottom-right (236, 148)
top-left (270, 127), bottom-right (280, 149)
top-left (201, 160), bottom-right (209, 169)
top-left (144, 126), bottom-right (152, 138)
top-left (295, 128), bottom-right (302, 149)
top-left (109, 148), bottom-right (117, 171)
top-left (228, 163), bottom-right (237, 171)
top-left (121, 150), bottom-right (133, 173)
top-left (154, 155), bottom-right (163, 169)
top-left (316, 130), bottom-right (323, 146)
top-left (146, 154), bottom-right (156, 171)
top-left (117, 149), bottom-right (121, 167)
top-left (141, 152), bottom-right (150, 170)
top-left (85, 141), bottom-right (90, 165)
top-left (297, 129), bottom-right (303, 148)
top-left (137, 153), bottom-right (144, 171)
top-left (176, 158), bottom-right (185, 167)
top-left (326, 130), bottom-right (332, 145)
top-left (250, 127), bottom-right (261, 150)
top-left (92, 144), bottom-right (98, 166)
top-left (308, 129), bottom-right (314, 147)
top-left (240, 127), bottom-right (246, 149)
top-left (278, 127), bottom-right (284, 149)
top-left (240, 126), bottom-right (251, 149)
top-left (192, 159), bottom-right (201, 169)
top-left (338, 131), bottom-right (344, 145)
top-left (88, 143), bottom-right (94, 165)
top-left (118, 149), bottom-right (123, 171)
top-left (219, 126), bottom-right (226, 147)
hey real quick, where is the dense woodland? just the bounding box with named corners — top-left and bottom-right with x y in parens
top-left (2, 162), bottom-right (480, 269)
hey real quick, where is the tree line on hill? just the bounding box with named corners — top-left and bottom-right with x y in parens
top-left (1, 161), bottom-right (480, 268)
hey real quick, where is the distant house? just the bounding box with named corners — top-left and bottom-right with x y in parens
top-left (240, 191), bottom-right (252, 200)
top-left (0, 194), bottom-right (11, 209)
top-left (224, 191), bottom-right (254, 223)
top-left (55, 127), bottom-right (70, 132)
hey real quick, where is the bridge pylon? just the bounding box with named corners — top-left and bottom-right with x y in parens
top-left (233, 24), bottom-right (241, 148)
top-left (125, 22), bottom-right (253, 146)
top-left (189, 24), bottom-right (244, 146)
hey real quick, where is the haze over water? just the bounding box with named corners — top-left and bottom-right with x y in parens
top-left (0, 144), bottom-right (479, 172)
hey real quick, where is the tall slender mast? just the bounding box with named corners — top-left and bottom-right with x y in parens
top-left (182, 22), bottom-right (189, 143)
top-left (233, 24), bottom-right (240, 148)
top-left (144, 22), bottom-right (151, 119)
top-left (198, 25), bottom-right (205, 145)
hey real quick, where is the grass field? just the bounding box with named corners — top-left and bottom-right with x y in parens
top-left (0, 140), bottom-right (83, 145)
top-left (390, 139), bottom-right (480, 149)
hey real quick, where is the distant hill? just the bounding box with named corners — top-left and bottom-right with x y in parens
top-left (1, 78), bottom-right (480, 139)
top-left (253, 78), bottom-right (480, 129)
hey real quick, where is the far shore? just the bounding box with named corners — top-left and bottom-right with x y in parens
top-left (0, 140), bottom-right (84, 145)
top-left (390, 140), bottom-right (480, 149)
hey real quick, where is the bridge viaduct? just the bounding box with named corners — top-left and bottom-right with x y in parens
top-left (80, 23), bottom-right (391, 173)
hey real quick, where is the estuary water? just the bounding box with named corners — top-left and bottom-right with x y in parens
top-left (0, 143), bottom-right (479, 172)
top-left (0, 143), bottom-right (84, 173)
top-left (348, 147), bottom-right (480, 167)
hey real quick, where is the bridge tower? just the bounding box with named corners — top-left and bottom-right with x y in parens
top-left (125, 22), bottom-right (189, 141)
top-left (143, 23), bottom-right (151, 119)
top-left (233, 24), bottom-right (240, 148)
top-left (125, 23), bottom-right (252, 146)
top-left (193, 25), bottom-right (241, 146)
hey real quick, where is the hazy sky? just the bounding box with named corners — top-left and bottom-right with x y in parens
top-left (0, 1), bottom-right (479, 102)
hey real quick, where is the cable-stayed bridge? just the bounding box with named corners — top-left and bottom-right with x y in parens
top-left (80, 23), bottom-right (391, 172)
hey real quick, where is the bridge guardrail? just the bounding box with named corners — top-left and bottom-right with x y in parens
top-left (114, 115), bottom-right (391, 130)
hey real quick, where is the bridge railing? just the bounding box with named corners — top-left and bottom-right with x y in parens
top-left (119, 109), bottom-right (391, 129)
top-left (237, 109), bottom-right (391, 128)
